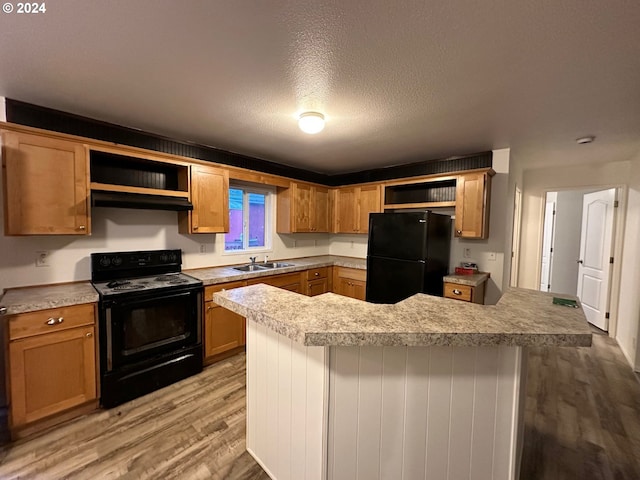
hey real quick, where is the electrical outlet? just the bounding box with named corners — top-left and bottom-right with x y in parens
top-left (199, 244), bottom-right (206, 254)
top-left (487, 252), bottom-right (497, 261)
top-left (463, 248), bottom-right (471, 258)
top-left (35, 251), bottom-right (50, 267)
top-left (293, 240), bottom-right (297, 248)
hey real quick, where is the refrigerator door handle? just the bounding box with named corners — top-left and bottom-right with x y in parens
top-left (419, 219), bottom-right (427, 223)
top-left (419, 259), bottom-right (426, 263)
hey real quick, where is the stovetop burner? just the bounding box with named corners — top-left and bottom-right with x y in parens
top-left (91, 249), bottom-right (203, 298)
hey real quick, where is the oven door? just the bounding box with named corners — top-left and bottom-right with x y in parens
top-left (103, 288), bottom-right (202, 372)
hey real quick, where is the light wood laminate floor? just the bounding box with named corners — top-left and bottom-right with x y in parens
top-left (1, 333), bottom-right (639, 479)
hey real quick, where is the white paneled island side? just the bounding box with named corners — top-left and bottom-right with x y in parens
top-left (214, 285), bottom-right (592, 480)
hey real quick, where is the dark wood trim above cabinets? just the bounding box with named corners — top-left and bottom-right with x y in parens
top-left (5, 99), bottom-right (493, 186)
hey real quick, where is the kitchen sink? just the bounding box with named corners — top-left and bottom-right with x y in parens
top-left (260, 262), bottom-right (293, 269)
top-left (232, 262), bottom-right (294, 272)
top-left (233, 264), bottom-right (268, 272)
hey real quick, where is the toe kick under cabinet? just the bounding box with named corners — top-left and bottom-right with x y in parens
top-left (5, 303), bottom-right (98, 438)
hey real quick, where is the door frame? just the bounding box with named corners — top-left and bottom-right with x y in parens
top-left (536, 185), bottom-right (626, 337)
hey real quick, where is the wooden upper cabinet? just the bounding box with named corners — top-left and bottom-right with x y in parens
top-left (277, 182), bottom-right (329, 233)
top-left (455, 171), bottom-right (492, 239)
top-left (179, 165), bottom-right (229, 234)
top-left (2, 131), bottom-right (90, 235)
top-left (333, 184), bottom-right (382, 234)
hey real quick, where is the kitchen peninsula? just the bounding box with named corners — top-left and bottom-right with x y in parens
top-left (214, 285), bottom-right (592, 480)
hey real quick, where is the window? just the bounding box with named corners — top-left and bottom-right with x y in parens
top-left (224, 184), bottom-right (272, 252)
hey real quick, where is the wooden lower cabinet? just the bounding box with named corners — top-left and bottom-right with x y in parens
top-left (304, 267), bottom-right (330, 296)
top-left (6, 303), bottom-right (97, 434)
top-left (204, 281), bottom-right (247, 365)
top-left (332, 267), bottom-right (367, 301)
top-left (443, 281), bottom-right (485, 304)
top-left (247, 271), bottom-right (303, 293)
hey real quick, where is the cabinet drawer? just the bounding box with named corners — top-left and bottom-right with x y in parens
top-left (444, 283), bottom-right (473, 302)
top-left (205, 281), bottom-right (247, 301)
top-left (306, 267), bottom-right (328, 280)
top-left (9, 304), bottom-right (96, 341)
top-left (247, 272), bottom-right (303, 289)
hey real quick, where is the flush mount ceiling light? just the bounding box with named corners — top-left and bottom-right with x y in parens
top-left (576, 135), bottom-right (595, 144)
top-left (298, 112), bottom-right (325, 134)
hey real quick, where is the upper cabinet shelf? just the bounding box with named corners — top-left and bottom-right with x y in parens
top-left (382, 169), bottom-right (494, 239)
top-left (89, 148), bottom-right (189, 197)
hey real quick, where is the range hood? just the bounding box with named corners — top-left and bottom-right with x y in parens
top-left (91, 191), bottom-right (193, 211)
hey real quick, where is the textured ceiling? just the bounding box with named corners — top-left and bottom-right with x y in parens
top-left (1, 1), bottom-right (639, 174)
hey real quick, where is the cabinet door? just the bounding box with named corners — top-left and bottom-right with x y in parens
top-left (350, 279), bottom-right (367, 301)
top-left (306, 278), bottom-right (328, 297)
top-left (9, 325), bottom-right (96, 427)
top-left (334, 187), bottom-right (357, 233)
top-left (205, 303), bottom-right (245, 359)
top-left (455, 172), bottom-right (489, 239)
top-left (189, 165), bottom-right (229, 233)
top-left (332, 267), bottom-right (367, 300)
top-left (312, 186), bottom-right (330, 232)
top-left (2, 131), bottom-right (90, 235)
top-left (357, 185), bottom-right (382, 233)
top-left (292, 183), bottom-right (313, 232)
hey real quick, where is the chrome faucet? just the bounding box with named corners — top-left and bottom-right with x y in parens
top-left (249, 256), bottom-right (257, 265)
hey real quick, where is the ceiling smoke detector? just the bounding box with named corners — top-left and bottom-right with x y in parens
top-left (298, 112), bottom-right (325, 134)
top-left (576, 135), bottom-right (595, 145)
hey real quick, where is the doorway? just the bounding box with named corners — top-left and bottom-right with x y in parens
top-left (539, 188), bottom-right (618, 331)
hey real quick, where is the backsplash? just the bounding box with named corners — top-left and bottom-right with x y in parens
top-left (0, 207), bottom-right (330, 293)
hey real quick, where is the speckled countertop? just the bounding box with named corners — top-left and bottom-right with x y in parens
top-left (214, 284), bottom-right (592, 348)
top-left (443, 273), bottom-right (490, 287)
top-left (0, 282), bottom-right (99, 315)
top-left (186, 255), bottom-right (366, 286)
top-left (0, 256), bottom-right (366, 315)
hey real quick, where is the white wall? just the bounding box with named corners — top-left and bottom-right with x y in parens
top-left (0, 200), bottom-right (330, 293)
top-left (616, 152), bottom-right (640, 370)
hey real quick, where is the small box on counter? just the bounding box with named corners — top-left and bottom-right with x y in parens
top-left (455, 262), bottom-right (478, 275)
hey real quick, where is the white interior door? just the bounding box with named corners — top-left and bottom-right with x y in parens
top-left (577, 189), bottom-right (616, 330)
top-left (540, 200), bottom-right (556, 291)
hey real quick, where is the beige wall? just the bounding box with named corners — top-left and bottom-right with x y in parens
top-left (617, 152), bottom-right (640, 369)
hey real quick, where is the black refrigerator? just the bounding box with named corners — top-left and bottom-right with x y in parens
top-left (366, 212), bottom-right (452, 304)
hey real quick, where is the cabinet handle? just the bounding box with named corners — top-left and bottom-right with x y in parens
top-left (86, 332), bottom-right (93, 338)
top-left (314, 272), bottom-right (319, 276)
top-left (453, 289), bottom-right (462, 295)
top-left (78, 225), bottom-right (86, 231)
top-left (206, 305), bottom-right (214, 311)
top-left (0, 306), bottom-right (6, 315)
top-left (193, 225), bottom-right (199, 230)
top-left (46, 317), bottom-right (64, 325)
top-left (456, 230), bottom-right (462, 235)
